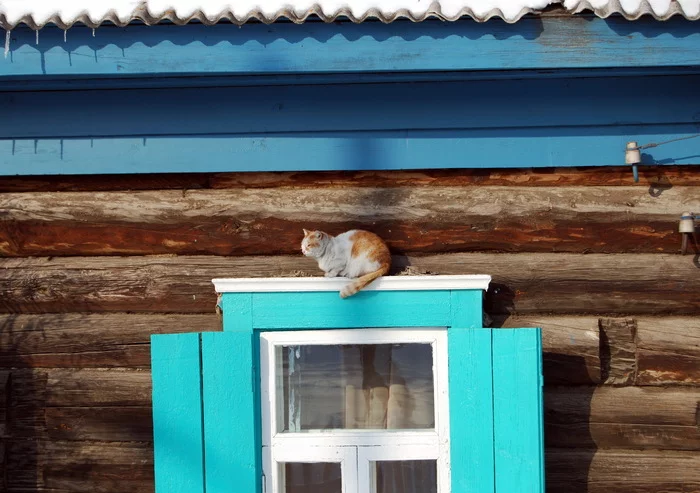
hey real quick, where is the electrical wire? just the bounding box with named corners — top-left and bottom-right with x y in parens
top-left (634, 133), bottom-right (700, 150)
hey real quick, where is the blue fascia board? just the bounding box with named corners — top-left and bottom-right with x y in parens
top-left (2, 124), bottom-right (698, 175)
top-left (2, 75), bottom-right (700, 139)
top-left (2, 16), bottom-right (700, 79)
top-left (2, 66), bottom-right (700, 92)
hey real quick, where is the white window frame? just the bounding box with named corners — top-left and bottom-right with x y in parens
top-left (260, 328), bottom-right (450, 493)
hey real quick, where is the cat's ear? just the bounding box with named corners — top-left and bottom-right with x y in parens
top-left (303, 229), bottom-right (310, 236)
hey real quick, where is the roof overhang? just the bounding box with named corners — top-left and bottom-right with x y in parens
top-left (0, 0), bottom-right (698, 30)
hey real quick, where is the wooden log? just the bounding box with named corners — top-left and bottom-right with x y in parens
top-left (38, 386), bottom-right (700, 450)
top-left (6, 440), bottom-right (153, 493)
top-left (2, 253), bottom-right (699, 315)
top-left (636, 317), bottom-right (700, 385)
top-left (8, 369), bottom-right (700, 450)
top-left (4, 314), bottom-right (597, 379)
top-left (5, 369), bottom-right (151, 438)
top-left (7, 441), bottom-right (700, 493)
top-left (546, 448), bottom-right (700, 493)
top-left (2, 166), bottom-right (698, 193)
top-left (545, 386), bottom-right (700, 450)
top-left (0, 370), bottom-right (9, 420)
top-left (599, 318), bottom-right (637, 385)
top-left (46, 369), bottom-right (152, 407)
top-left (6, 370), bottom-right (48, 437)
top-left (2, 185), bottom-right (699, 256)
top-left (46, 407), bottom-right (153, 442)
top-left (496, 316), bottom-right (601, 384)
top-left (1, 314), bottom-right (598, 381)
top-left (0, 314), bottom-right (221, 368)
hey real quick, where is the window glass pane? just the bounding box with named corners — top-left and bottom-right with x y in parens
top-left (279, 343), bottom-right (434, 431)
top-left (281, 462), bottom-right (341, 493)
top-left (373, 460), bottom-right (437, 493)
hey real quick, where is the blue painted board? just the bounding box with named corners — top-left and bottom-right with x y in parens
top-left (150, 333), bottom-right (205, 493)
top-left (493, 328), bottom-right (544, 493)
top-left (3, 75), bottom-right (700, 139)
top-left (3, 66), bottom-right (700, 92)
top-left (201, 331), bottom-right (259, 493)
top-left (447, 328), bottom-right (494, 493)
top-left (3, 123), bottom-right (698, 175)
top-left (251, 290), bottom-right (452, 329)
top-left (3, 17), bottom-right (700, 78)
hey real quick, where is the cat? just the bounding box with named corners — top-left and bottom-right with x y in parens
top-left (301, 229), bottom-right (391, 298)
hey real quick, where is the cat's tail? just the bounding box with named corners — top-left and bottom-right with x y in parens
top-left (340, 265), bottom-right (390, 299)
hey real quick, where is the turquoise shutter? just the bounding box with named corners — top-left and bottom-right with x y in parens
top-left (448, 327), bottom-right (544, 493)
top-left (449, 287), bottom-right (544, 493)
top-left (448, 327), bottom-right (495, 492)
top-left (151, 333), bottom-right (205, 493)
top-left (493, 328), bottom-right (544, 493)
top-left (151, 332), bottom-right (258, 493)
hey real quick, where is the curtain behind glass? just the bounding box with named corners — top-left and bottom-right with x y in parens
top-left (281, 343), bottom-right (434, 432)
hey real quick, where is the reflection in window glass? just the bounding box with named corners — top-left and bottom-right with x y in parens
top-left (374, 460), bottom-right (438, 493)
top-left (282, 462), bottom-right (341, 493)
top-left (280, 343), bottom-right (434, 431)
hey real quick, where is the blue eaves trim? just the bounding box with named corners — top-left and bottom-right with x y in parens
top-left (2, 16), bottom-right (700, 78)
top-left (1, 17), bottom-right (699, 175)
top-left (3, 75), bottom-right (700, 139)
top-left (2, 125), bottom-right (699, 175)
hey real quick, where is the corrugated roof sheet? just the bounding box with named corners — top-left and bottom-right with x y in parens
top-left (0, 0), bottom-right (697, 29)
top-left (565, 0), bottom-right (699, 20)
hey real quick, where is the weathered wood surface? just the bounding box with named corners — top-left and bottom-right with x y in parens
top-left (7, 368), bottom-right (700, 450)
top-left (1, 314), bottom-right (597, 384)
top-left (40, 388), bottom-right (700, 450)
top-left (495, 315), bottom-right (601, 384)
top-left (0, 370), bottom-right (9, 436)
top-left (1, 166), bottom-right (698, 192)
top-left (6, 440), bottom-right (153, 493)
top-left (545, 386), bottom-right (700, 450)
top-left (599, 318), bottom-right (637, 385)
top-left (46, 407), bottom-right (153, 442)
top-left (4, 313), bottom-right (698, 384)
top-left (2, 185), bottom-right (699, 256)
top-left (636, 317), bottom-right (700, 385)
top-left (6, 369), bottom-right (152, 437)
top-left (46, 369), bottom-right (152, 407)
top-left (0, 314), bottom-right (221, 368)
top-left (2, 253), bottom-right (698, 314)
top-left (5, 441), bottom-right (700, 493)
top-left (546, 449), bottom-right (700, 493)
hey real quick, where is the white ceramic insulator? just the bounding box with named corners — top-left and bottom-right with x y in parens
top-left (679, 212), bottom-right (696, 233)
top-left (625, 142), bottom-right (641, 165)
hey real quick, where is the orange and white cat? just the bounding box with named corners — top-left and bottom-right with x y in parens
top-left (301, 229), bottom-right (391, 298)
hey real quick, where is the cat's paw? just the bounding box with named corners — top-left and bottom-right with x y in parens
top-left (324, 271), bottom-right (338, 278)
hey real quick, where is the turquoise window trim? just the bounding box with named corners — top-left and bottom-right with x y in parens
top-left (152, 288), bottom-right (544, 492)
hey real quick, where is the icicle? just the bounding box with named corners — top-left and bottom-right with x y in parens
top-left (35, 30), bottom-right (39, 45)
top-left (4, 30), bottom-right (10, 59)
top-left (63, 29), bottom-right (67, 43)
top-left (92, 28), bottom-right (96, 37)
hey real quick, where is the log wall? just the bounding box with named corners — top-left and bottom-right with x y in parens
top-left (1, 165), bottom-right (699, 493)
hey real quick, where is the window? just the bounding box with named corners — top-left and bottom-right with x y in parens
top-left (260, 328), bottom-right (450, 493)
